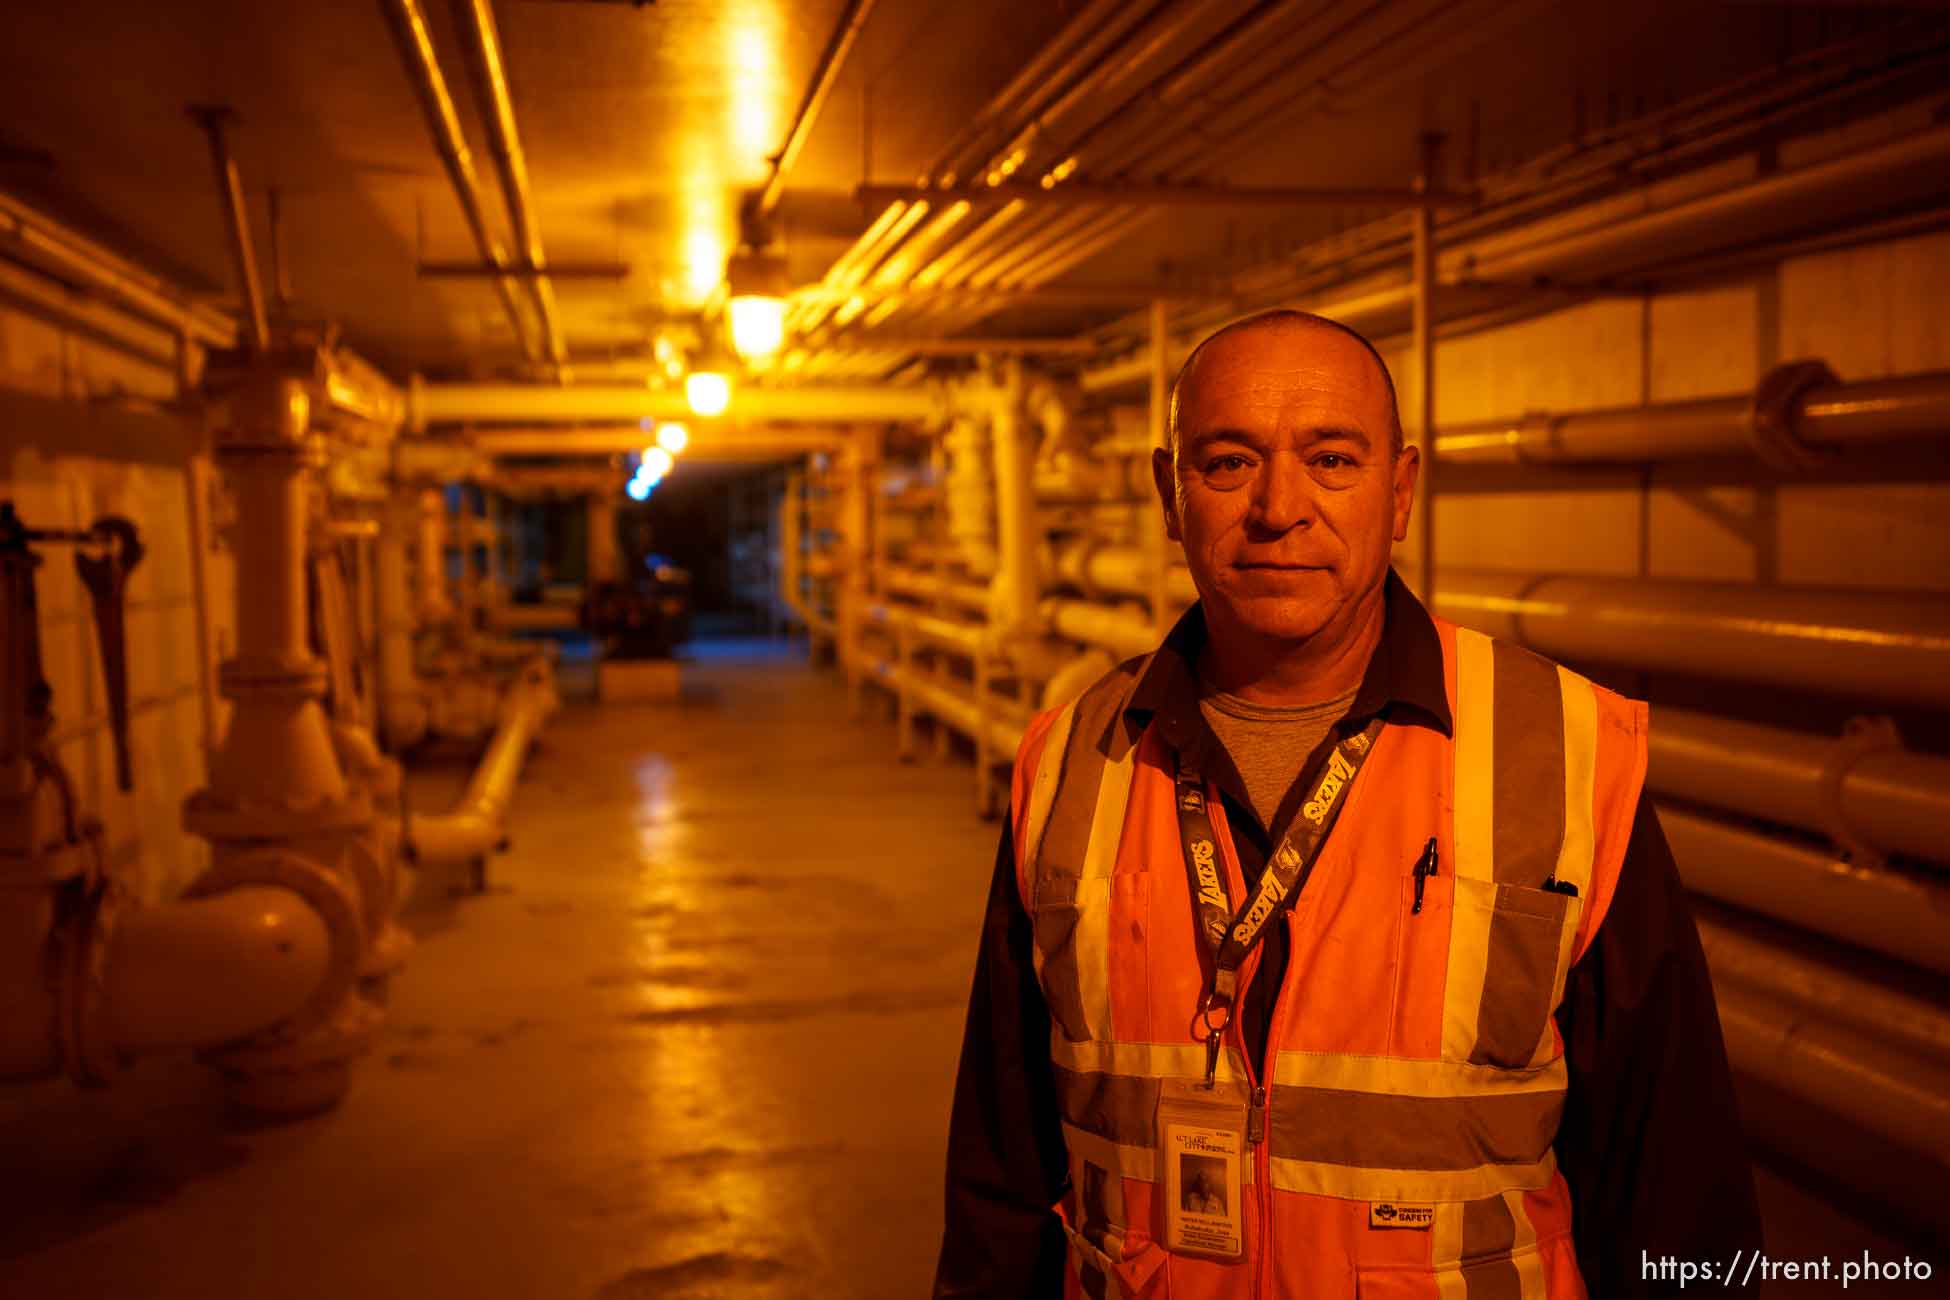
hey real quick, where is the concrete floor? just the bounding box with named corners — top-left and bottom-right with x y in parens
top-left (0, 638), bottom-right (1931, 1298)
top-left (1, 639), bottom-right (992, 1299)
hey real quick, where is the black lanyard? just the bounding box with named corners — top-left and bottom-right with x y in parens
top-left (1174, 714), bottom-right (1386, 1084)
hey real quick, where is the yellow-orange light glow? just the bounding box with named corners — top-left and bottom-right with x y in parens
top-left (655, 422), bottom-right (690, 454)
top-left (686, 371), bottom-right (732, 418)
top-left (728, 294), bottom-right (786, 358)
top-left (641, 446), bottom-right (676, 478)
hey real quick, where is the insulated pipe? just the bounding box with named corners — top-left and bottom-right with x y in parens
top-left (376, 493), bottom-right (428, 748)
top-left (408, 381), bottom-right (941, 429)
top-left (1657, 803), bottom-right (1949, 975)
top-left (406, 669), bottom-right (553, 868)
top-left (1438, 369), bottom-right (1950, 465)
top-left (1048, 540), bottom-right (1197, 606)
top-left (1465, 122), bottom-right (1950, 288)
top-left (417, 489), bottom-right (454, 622)
top-left (1651, 707), bottom-right (1950, 867)
top-left (1433, 571), bottom-right (1950, 711)
top-left (0, 192), bottom-right (235, 348)
top-left (0, 885), bottom-right (333, 1079)
top-left (377, 0), bottom-right (536, 364)
top-left (1713, 981), bottom-right (1950, 1179)
top-left (1041, 597), bottom-right (1157, 660)
top-left (882, 566), bottom-right (988, 614)
top-left (450, 0), bottom-right (566, 366)
top-left (850, 646), bottom-right (1026, 757)
top-left (988, 366), bottom-right (1041, 642)
top-left (102, 887), bottom-right (331, 1052)
top-left (864, 602), bottom-right (986, 656)
top-left (1695, 918), bottom-right (1950, 1064)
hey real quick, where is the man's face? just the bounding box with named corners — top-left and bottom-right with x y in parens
top-left (1152, 322), bottom-right (1418, 646)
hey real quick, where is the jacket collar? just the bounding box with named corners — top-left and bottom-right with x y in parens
top-left (1111, 567), bottom-right (1452, 762)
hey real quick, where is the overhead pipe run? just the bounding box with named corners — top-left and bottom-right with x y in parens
top-left (1651, 707), bottom-right (1950, 868)
top-left (1439, 364), bottom-right (1950, 466)
top-left (1434, 570), bottom-right (1950, 712)
top-left (378, 0), bottom-right (537, 365)
top-left (755, 0), bottom-right (878, 221)
top-left (1083, 121), bottom-right (1950, 394)
top-left (1657, 803), bottom-right (1948, 977)
top-left (0, 191), bottom-right (235, 349)
top-left (450, 0), bottom-right (566, 368)
top-left (408, 379), bottom-right (944, 429)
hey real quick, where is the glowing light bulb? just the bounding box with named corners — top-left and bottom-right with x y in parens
top-left (641, 446), bottom-right (675, 479)
top-left (728, 294), bottom-right (787, 358)
top-left (626, 479), bottom-right (651, 501)
top-left (686, 370), bottom-right (731, 418)
top-left (655, 422), bottom-right (690, 454)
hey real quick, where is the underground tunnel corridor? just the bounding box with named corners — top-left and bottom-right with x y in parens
top-left (0, 638), bottom-right (993, 1300)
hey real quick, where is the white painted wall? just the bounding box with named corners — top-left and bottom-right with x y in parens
top-left (0, 295), bottom-right (229, 904)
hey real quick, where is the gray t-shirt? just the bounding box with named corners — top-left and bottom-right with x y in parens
top-left (1196, 677), bottom-right (1359, 835)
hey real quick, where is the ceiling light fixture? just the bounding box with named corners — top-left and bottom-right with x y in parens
top-left (686, 368), bottom-right (732, 418)
top-left (725, 245), bottom-right (790, 359)
top-left (655, 422), bottom-right (690, 454)
top-left (640, 446), bottom-right (676, 479)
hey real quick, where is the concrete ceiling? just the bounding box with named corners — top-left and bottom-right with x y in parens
top-left (2, 0), bottom-right (1946, 382)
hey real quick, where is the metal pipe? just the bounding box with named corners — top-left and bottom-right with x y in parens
top-left (1048, 540), bottom-right (1197, 606)
top-left (1713, 980), bottom-right (1950, 1178)
top-left (1409, 135), bottom-right (1439, 602)
top-left (407, 668), bottom-right (554, 868)
top-left (757, 0), bottom-right (878, 220)
top-left (450, 0), bottom-right (566, 366)
top-left (189, 106), bottom-right (270, 353)
top-left (102, 887), bottom-right (331, 1052)
top-left (1041, 597), bottom-right (1156, 660)
top-left (856, 181), bottom-right (1479, 210)
top-left (1696, 918), bottom-right (1950, 1063)
top-left (882, 565), bottom-right (988, 614)
top-left (1652, 707), bottom-right (1950, 867)
top-left (989, 365), bottom-right (1040, 641)
top-left (1658, 802), bottom-right (1948, 975)
top-left (1433, 570), bottom-right (1950, 711)
top-left (1438, 369), bottom-right (1950, 465)
top-left (376, 493), bottom-right (428, 749)
top-left (864, 602), bottom-right (985, 656)
top-left (0, 191), bottom-right (235, 348)
top-left (377, 0), bottom-right (536, 363)
top-left (472, 426), bottom-right (845, 459)
top-left (851, 647), bottom-right (1025, 757)
top-left (410, 381), bottom-right (941, 429)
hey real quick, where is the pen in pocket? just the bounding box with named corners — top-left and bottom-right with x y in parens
top-left (1411, 837), bottom-right (1438, 914)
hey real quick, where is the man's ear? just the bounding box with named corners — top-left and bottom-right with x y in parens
top-left (1151, 446), bottom-right (1183, 543)
top-left (1391, 444), bottom-right (1421, 542)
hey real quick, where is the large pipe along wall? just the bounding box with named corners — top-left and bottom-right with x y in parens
top-left (787, 368), bottom-right (1950, 1210)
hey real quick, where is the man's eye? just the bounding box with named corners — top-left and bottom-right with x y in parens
top-left (1313, 453), bottom-right (1357, 472)
top-left (1203, 455), bottom-right (1252, 480)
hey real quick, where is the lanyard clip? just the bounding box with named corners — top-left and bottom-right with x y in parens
top-left (1193, 987), bottom-right (1231, 1087)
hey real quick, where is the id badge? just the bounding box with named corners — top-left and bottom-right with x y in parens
top-left (1156, 1077), bottom-right (1247, 1260)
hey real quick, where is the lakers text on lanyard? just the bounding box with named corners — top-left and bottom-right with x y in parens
top-left (1159, 717), bottom-right (1384, 1259)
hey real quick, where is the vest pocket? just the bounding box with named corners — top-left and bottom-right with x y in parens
top-left (1447, 877), bottom-right (1581, 1070)
top-left (1033, 874), bottom-right (1111, 1044)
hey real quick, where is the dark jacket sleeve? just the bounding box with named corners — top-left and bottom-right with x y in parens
top-left (1554, 792), bottom-right (1764, 1296)
top-left (933, 814), bottom-right (1070, 1300)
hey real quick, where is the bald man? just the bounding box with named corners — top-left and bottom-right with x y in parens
top-left (934, 311), bottom-right (1758, 1299)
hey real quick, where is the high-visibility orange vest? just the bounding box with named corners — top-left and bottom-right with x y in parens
top-left (1012, 619), bottom-right (1649, 1300)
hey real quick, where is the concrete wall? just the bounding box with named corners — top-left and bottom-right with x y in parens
top-left (1383, 226), bottom-right (1950, 597)
top-left (0, 288), bottom-right (229, 905)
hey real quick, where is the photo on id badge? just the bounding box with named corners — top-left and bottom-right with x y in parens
top-left (1163, 1122), bottom-right (1243, 1258)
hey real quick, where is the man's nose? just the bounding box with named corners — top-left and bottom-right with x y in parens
top-left (1249, 451), bottom-right (1315, 534)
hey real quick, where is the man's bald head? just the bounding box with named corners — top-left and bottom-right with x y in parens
top-left (1167, 309), bottom-right (1405, 458)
